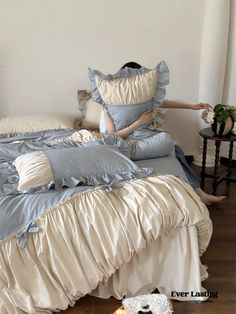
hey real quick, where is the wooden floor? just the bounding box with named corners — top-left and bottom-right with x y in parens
top-left (61, 165), bottom-right (236, 314)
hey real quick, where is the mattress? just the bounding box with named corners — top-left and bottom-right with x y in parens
top-left (135, 155), bottom-right (188, 183)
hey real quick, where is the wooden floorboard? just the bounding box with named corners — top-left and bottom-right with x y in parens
top-left (60, 165), bottom-right (236, 314)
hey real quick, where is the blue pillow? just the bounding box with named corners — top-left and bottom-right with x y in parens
top-left (88, 61), bottom-right (169, 132)
top-left (12, 145), bottom-right (153, 192)
top-left (130, 132), bottom-right (174, 161)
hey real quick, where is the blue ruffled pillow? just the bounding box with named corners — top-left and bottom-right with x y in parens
top-left (88, 61), bottom-right (169, 133)
top-left (12, 145), bottom-right (152, 193)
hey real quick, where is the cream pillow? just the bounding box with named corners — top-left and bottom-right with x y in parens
top-left (81, 98), bottom-right (102, 130)
top-left (0, 115), bottom-right (75, 136)
top-left (13, 151), bottom-right (53, 192)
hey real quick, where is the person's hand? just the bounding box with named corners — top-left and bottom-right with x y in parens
top-left (136, 111), bottom-right (155, 127)
top-left (102, 107), bottom-right (109, 114)
top-left (191, 103), bottom-right (212, 110)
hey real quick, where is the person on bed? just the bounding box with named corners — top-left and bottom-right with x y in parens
top-left (102, 61), bottom-right (226, 206)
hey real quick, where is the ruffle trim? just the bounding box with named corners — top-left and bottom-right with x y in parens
top-left (153, 61), bottom-right (169, 109)
top-left (39, 166), bottom-right (153, 194)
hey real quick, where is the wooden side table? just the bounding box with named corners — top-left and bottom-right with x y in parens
top-left (199, 128), bottom-right (236, 194)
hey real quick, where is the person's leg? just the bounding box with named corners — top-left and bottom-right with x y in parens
top-left (175, 145), bottom-right (200, 189)
top-left (175, 145), bottom-right (225, 205)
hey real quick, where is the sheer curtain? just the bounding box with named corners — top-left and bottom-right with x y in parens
top-left (0, 2), bottom-right (3, 115)
top-left (223, 1), bottom-right (236, 113)
top-left (194, 0), bottom-right (232, 166)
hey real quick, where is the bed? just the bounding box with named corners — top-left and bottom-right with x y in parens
top-left (0, 124), bottom-right (212, 314)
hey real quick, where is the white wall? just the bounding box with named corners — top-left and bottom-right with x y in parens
top-left (1, 0), bottom-right (206, 154)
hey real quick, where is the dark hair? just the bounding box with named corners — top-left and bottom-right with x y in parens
top-left (121, 61), bottom-right (142, 69)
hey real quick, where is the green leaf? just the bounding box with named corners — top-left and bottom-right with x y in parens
top-left (214, 104), bottom-right (224, 114)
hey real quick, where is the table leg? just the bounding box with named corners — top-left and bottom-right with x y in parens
top-left (200, 138), bottom-right (207, 189)
top-left (212, 140), bottom-right (221, 195)
top-left (226, 141), bottom-right (234, 185)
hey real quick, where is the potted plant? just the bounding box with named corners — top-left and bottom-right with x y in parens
top-left (230, 106), bottom-right (236, 135)
top-left (201, 104), bottom-right (234, 136)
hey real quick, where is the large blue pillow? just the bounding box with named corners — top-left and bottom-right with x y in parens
top-left (88, 61), bottom-right (169, 133)
top-left (12, 145), bottom-right (152, 192)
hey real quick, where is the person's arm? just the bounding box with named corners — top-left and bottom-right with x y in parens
top-left (161, 99), bottom-right (212, 110)
top-left (103, 108), bottom-right (116, 134)
top-left (102, 108), bottom-right (155, 139)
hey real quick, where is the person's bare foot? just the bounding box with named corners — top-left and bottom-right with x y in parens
top-left (200, 194), bottom-right (226, 205)
top-left (195, 188), bottom-right (226, 205)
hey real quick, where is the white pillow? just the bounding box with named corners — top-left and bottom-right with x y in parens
top-left (0, 115), bottom-right (75, 136)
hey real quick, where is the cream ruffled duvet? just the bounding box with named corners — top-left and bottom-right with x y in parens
top-left (0, 174), bottom-right (212, 313)
top-left (0, 129), bottom-right (212, 313)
